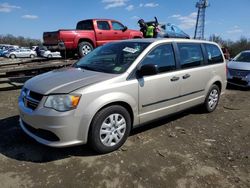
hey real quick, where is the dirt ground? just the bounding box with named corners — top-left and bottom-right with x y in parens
top-left (0, 86), bottom-right (249, 188)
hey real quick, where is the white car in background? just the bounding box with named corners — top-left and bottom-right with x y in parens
top-left (41, 50), bottom-right (62, 58)
top-left (5, 49), bottom-right (37, 58)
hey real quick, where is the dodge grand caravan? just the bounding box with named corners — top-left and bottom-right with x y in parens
top-left (18, 39), bottom-right (227, 153)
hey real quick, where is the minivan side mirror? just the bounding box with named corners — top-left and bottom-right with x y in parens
top-left (137, 64), bottom-right (158, 77)
top-left (122, 26), bottom-right (128, 32)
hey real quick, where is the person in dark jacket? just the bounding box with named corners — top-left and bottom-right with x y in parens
top-left (138, 19), bottom-right (147, 38)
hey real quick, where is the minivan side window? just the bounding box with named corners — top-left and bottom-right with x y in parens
top-left (177, 43), bottom-right (204, 69)
top-left (97, 21), bottom-right (110, 30)
top-left (141, 44), bottom-right (176, 73)
top-left (205, 44), bottom-right (224, 64)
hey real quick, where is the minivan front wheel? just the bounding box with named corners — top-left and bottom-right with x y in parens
top-left (204, 85), bottom-right (220, 112)
top-left (89, 105), bottom-right (131, 153)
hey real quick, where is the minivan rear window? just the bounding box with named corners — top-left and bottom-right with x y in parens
top-left (205, 44), bottom-right (224, 64)
top-left (178, 43), bottom-right (204, 69)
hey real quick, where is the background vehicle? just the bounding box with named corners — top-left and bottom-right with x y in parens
top-left (139, 17), bottom-right (190, 39)
top-left (0, 45), bottom-right (19, 57)
top-left (41, 50), bottom-right (62, 58)
top-left (5, 49), bottom-right (37, 58)
top-left (19, 39), bottom-right (226, 154)
top-left (43, 19), bottom-right (143, 57)
top-left (161, 23), bottom-right (190, 39)
top-left (2, 48), bottom-right (17, 57)
top-left (227, 50), bottom-right (250, 87)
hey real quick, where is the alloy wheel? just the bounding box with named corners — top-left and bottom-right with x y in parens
top-left (81, 45), bottom-right (91, 56)
top-left (208, 89), bottom-right (219, 110)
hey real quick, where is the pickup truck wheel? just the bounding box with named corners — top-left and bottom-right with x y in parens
top-left (47, 54), bottom-right (52, 58)
top-left (78, 42), bottom-right (93, 57)
top-left (89, 105), bottom-right (131, 154)
top-left (30, 54), bottom-right (35, 58)
top-left (203, 84), bottom-right (220, 113)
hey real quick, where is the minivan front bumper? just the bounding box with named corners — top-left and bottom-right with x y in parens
top-left (18, 97), bottom-right (88, 147)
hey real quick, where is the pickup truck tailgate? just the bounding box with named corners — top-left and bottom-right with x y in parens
top-left (43, 31), bottom-right (59, 45)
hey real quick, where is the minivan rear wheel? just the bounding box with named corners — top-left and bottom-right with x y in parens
top-left (89, 105), bottom-right (131, 154)
top-left (203, 84), bottom-right (220, 112)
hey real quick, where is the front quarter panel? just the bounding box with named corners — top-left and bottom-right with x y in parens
top-left (75, 77), bottom-right (139, 143)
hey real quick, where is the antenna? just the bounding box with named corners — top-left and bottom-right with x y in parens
top-left (194, 0), bottom-right (209, 39)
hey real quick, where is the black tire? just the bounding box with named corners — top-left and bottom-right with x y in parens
top-left (47, 54), bottom-right (52, 58)
top-left (10, 54), bottom-right (16, 59)
top-left (89, 105), bottom-right (131, 154)
top-left (78, 41), bottom-right (93, 57)
top-left (30, 54), bottom-right (35, 58)
top-left (203, 84), bottom-right (220, 113)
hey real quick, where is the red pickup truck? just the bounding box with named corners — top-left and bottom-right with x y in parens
top-left (43, 19), bottom-right (143, 57)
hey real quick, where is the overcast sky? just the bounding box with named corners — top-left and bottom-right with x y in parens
top-left (0, 0), bottom-right (249, 41)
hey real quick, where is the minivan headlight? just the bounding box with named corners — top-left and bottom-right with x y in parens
top-left (44, 94), bottom-right (81, 112)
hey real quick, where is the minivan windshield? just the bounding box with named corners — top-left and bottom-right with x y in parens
top-left (233, 52), bottom-right (250, 63)
top-left (74, 42), bottom-right (150, 74)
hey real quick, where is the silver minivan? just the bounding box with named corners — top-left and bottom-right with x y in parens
top-left (18, 39), bottom-right (227, 153)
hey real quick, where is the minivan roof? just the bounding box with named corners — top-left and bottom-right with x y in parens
top-left (123, 38), bottom-right (219, 45)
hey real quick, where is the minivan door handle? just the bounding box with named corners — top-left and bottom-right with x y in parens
top-left (170, 76), bottom-right (180, 82)
top-left (182, 74), bottom-right (191, 79)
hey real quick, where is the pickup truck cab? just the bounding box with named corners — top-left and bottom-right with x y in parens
top-left (43, 19), bottom-right (143, 57)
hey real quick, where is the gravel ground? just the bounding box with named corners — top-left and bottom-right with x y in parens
top-left (0, 87), bottom-right (249, 188)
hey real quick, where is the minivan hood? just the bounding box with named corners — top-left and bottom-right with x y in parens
top-left (24, 67), bottom-right (116, 95)
top-left (227, 61), bottom-right (250, 71)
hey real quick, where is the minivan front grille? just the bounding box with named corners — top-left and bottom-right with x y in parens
top-left (23, 89), bottom-right (43, 110)
top-left (29, 91), bottom-right (43, 101)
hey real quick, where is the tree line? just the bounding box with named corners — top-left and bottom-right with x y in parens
top-left (0, 34), bottom-right (41, 48)
top-left (209, 34), bottom-right (250, 57)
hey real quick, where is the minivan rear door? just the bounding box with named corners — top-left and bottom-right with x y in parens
top-left (175, 43), bottom-right (210, 109)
